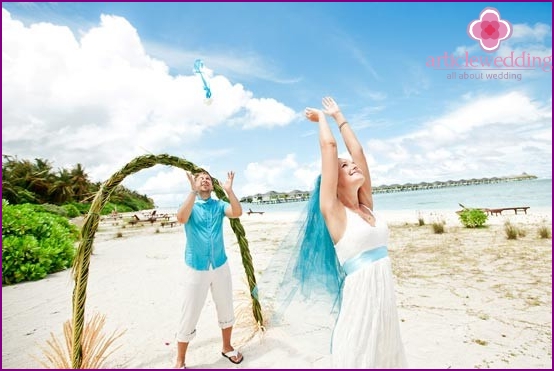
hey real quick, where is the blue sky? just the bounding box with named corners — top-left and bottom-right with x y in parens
top-left (2, 2), bottom-right (552, 208)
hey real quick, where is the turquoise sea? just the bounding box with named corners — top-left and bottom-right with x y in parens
top-left (241, 178), bottom-right (552, 213)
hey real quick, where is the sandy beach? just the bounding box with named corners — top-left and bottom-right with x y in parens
top-left (2, 207), bottom-right (552, 369)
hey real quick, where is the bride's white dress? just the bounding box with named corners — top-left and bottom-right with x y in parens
top-left (331, 207), bottom-right (407, 368)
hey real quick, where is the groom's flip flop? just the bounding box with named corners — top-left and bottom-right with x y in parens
top-left (221, 349), bottom-right (243, 364)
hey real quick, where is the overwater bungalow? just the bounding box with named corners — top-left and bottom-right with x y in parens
top-left (241, 173), bottom-right (538, 202)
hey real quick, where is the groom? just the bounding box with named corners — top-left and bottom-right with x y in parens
top-left (174, 170), bottom-right (243, 368)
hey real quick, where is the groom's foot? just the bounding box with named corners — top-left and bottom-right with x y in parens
top-left (222, 348), bottom-right (243, 364)
top-left (173, 361), bottom-right (186, 369)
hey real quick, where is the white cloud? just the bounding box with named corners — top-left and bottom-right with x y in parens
top-left (161, 88), bottom-right (546, 202)
top-left (129, 167), bottom-right (189, 208)
top-left (366, 91), bottom-right (552, 186)
top-left (241, 154), bottom-right (319, 196)
top-left (144, 41), bottom-right (303, 84)
top-left (402, 63), bottom-right (431, 97)
top-left (1, 9), bottom-right (296, 185)
top-left (347, 105), bottom-right (388, 130)
top-left (120, 163), bottom-right (220, 208)
top-left (237, 98), bottom-right (298, 129)
top-left (510, 23), bottom-right (551, 42)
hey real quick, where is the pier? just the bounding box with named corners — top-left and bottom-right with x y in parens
top-left (240, 174), bottom-right (538, 204)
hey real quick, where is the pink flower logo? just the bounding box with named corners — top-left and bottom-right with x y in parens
top-left (467, 7), bottom-right (512, 52)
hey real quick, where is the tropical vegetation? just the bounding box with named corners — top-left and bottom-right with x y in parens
top-left (2, 155), bottom-right (155, 214)
top-left (1, 155), bottom-right (155, 285)
top-left (2, 199), bottom-right (79, 285)
top-left (458, 208), bottom-right (488, 228)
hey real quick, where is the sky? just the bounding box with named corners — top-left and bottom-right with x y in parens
top-left (2, 2), bottom-right (552, 208)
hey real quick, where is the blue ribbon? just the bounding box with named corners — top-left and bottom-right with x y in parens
top-left (193, 59), bottom-right (212, 99)
top-left (342, 246), bottom-right (388, 276)
top-left (251, 285), bottom-right (259, 300)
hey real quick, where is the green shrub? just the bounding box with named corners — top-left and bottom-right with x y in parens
top-left (101, 202), bottom-right (119, 215)
top-left (458, 209), bottom-right (488, 228)
top-left (62, 203), bottom-right (81, 218)
top-left (432, 221), bottom-right (445, 234)
top-left (504, 221), bottom-right (518, 239)
top-left (33, 203), bottom-right (68, 217)
top-left (67, 201), bottom-right (90, 215)
top-left (538, 225), bottom-right (551, 239)
top-left (430, 214), bottom-right (446, 234)
top-left (62, 201), bottom-right (137, 217)
top-left (504, 221), bottom-right (527, 240)
top-left (2, 200), bottom-right (79, 285)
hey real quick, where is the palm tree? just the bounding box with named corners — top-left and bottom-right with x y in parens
top-left (70, 163), bottom-right (90, 202)
top-left (27, 158), bottom-right (55, 203)
top-left (1, 155), bottom-right (51, 204)
top-left (2, 155), bottom-right (21, 203)
top-left (49, 168), bottom-right (74, 204)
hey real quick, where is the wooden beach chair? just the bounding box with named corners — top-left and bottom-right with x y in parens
top-left (486, 206), bottom-right (530, 216)
top-left (458, 203), bottom-right (530, 216)
top-left (247, 208), bottom-right (265, 215)
top-left (128, 213), bottom-right (158, 225)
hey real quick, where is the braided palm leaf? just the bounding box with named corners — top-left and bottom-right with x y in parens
top-left (71, 154), bottom-right (263, 368)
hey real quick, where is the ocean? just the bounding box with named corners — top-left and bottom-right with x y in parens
top-left (240, 178), bottom-right (552, 213)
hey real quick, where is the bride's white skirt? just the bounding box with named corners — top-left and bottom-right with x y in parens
top-left (331, 257), bottom-right (407, 368)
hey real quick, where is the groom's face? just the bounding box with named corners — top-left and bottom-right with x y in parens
top-left (195, 172), bottom-right (213, 192)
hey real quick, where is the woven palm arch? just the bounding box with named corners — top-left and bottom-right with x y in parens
top-left (71, 154), bottom-right (263, 369)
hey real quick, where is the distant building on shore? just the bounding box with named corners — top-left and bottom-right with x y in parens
top-left (372, 173), bottom-right (537, 194)
top-left (240, 190), bottom-right (310, 204)
top-left (239, 173), bottom-right (538, 204)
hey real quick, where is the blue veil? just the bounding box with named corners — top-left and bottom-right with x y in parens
top-left (292, 175), bottom-right (345, 301)
top-left (266, 175), bottom-right (345, 329)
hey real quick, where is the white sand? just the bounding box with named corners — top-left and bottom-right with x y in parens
top-left (2, 207), bottom-right (552, 369)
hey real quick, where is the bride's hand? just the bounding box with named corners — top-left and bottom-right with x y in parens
top-left (305, 107), bottom-right (323, 123)
top-left (322, 96), bottom-right (341, 116)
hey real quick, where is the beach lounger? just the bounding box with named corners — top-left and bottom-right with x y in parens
top-left (247, 208), bottom-right (265, 215)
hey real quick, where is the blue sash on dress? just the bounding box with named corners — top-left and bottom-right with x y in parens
top-left (342, 246), bottom-right (388, 275)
